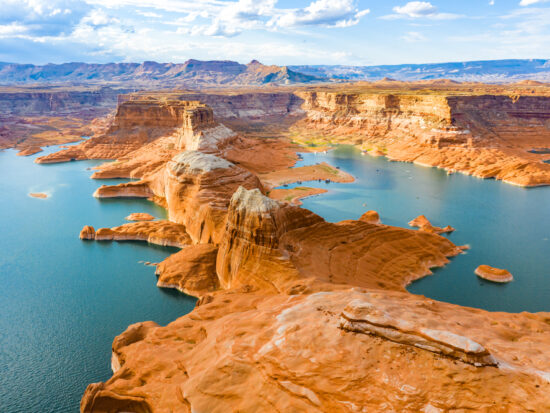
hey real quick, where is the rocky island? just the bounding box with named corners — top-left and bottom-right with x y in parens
top-left (475, 265), bottom-right (514, 283)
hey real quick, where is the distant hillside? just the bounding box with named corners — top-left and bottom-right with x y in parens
top-left (290, 59), bottom-right (550, 83)
top-left (2, 59), bottom-right (550, 86)
top-left (0, 60), bottom-right (320, 87)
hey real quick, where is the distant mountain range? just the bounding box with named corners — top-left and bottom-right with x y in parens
top-left (289, 59), bottom-right (550, 83)
top-left (1, 59), bottom-right (550, 86)
top-left (0, 59), bottom-right (319, 87)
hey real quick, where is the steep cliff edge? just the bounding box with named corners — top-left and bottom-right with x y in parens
top-left (0, 86), bottom-right (123, 152)
top-left (294, 91), bottom-right (550, 186)
top-left (36, 99), bottom-right (235, 164)
top-left (81, 288), bottom-right (550, 413)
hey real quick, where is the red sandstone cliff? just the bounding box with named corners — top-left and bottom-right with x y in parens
top-left (81, 188), bottom-right (550, 413)
top-left (294, 90), bottom-right (550, 186)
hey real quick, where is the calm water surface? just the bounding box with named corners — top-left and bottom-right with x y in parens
top-left (290, 145), bottom-right (550, 313)
top-left (0, 144), bottom-right (196, 413)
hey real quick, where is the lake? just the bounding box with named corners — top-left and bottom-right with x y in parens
top-left (0, 145), bottom-right (196, 412)
top-left (289, 145), bottom-right (550, 313)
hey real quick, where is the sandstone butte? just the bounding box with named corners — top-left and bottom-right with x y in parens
top-left (33, 96), bottom-right (550, 411)
top-left (475, 264), bottom-right (514, 283)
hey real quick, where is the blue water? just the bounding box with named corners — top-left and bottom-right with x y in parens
top-left (0, 144), bottom-right (196, 413)
top-left (288, 145), bottom-right (550, 313)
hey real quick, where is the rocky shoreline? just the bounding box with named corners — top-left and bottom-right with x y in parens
top-left (30, 93), bottom-right (550, 411)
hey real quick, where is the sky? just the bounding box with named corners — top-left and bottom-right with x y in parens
top-left (0, 0), bottom-right (549, 66)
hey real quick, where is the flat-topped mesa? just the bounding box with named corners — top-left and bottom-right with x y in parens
top-left (163, 151), bottom-right (263, 244)
top-left (113, 99), bottom-right (214, 129)
top-left (340, 299), bottom-right (497, 367)
top-left (294, 91), bottom-right (550, 186)
top-left (216, 187), bottom-right (324, 291)
top-left (35, 99), bottom-right (232, 164)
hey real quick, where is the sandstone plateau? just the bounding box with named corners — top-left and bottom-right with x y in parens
top-left (28, 94), bottom-right (549, 411)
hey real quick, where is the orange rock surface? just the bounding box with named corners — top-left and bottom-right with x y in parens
top-left (82, 289), bottom-right (550, 412)
top-left (268, 186), bottom-right (327, 205)
top-left (125, 213), bottom-right (155, 221)
top-left (409, 214), bottom-right (455, 234)
top-left (260, 162), bottom-right (354, 188)
top-left (359, 210), bottom-right (381, 224)
top-left (28, 192), bottom-right (47, 199)
top-left (475, 265), bottom-right (514, 283)
top-left (85, 221), bottom-right (191, 248)
top-left (79, 225), bottom-right (96, 240)
top-left (58, 89), bottom-right (550, 412)
top-left (17, 146), bottom-right (42, 156)
top-left (155, 244), bottom-right (219, 296)
top-left (293, 89), bottom-right (550, 187)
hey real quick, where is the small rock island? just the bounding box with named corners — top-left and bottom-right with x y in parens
top-left (475, 265), bottom-right (514, 283)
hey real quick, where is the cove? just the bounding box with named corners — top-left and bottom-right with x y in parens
top-left (287, 145), bottom-right (550, 313)
top-left (0, 145), bottom-right (196, 412)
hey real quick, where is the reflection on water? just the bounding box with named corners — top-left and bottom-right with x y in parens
top-left (289, 145), bottom-right (550, 313)
top-left (0, 145), bottom-right (196, 412)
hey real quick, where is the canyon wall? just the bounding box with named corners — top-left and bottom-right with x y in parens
top-left (35, 99), bottom-right (231, 163)
top-left (294, 91), bottom-right (550, 186)
top-left (73, 92), bottom-right (550, 411)
top-left (0, 86), bottom-right (126, 151)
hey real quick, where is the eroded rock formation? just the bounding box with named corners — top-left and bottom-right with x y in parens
top-left (294, 90), bottom-right (550, 187)
top-left (155, 244), bottom-right (219, 296)
top-left (408, 215), bottom-right (455, 234)
top-left (81, 289), bottom-right (550, 412)
top-left (69, 88), bottom-right (550, 412)
top-left (85, 221), bottom-right (191, 248)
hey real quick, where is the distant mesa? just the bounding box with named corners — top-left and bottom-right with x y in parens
top-left (475, 265), bottom-right (514, 283)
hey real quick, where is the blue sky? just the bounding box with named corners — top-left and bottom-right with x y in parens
top-left (0, 0), bottom-right (549, 65)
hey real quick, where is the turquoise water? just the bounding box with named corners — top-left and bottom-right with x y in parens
top-left (289, 146), bottom-right (550, 313)
top-left (0, 145), bottom-right (196, 412)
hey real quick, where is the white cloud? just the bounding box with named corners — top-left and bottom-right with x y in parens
top-left (270, 0), bottom-right (369, 29)
top-left (175, 0), bottom-right (369, 37)
top-left (394, 1), bottom-right (437, 17)
top-left (0, 0), bottom-right (89, 35)
top-left (81, 9), bottom-right (118, 27)
top-left (0, 23), bottom-right (28, 37)
top-left (520, 0), bottom-right (550, 5)
top-left (489, 0), bottom-right (495, 5)
top-left (402, 31), bottom-right (426, 42)
top-left (384, 1), bottom-right (461, 20)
